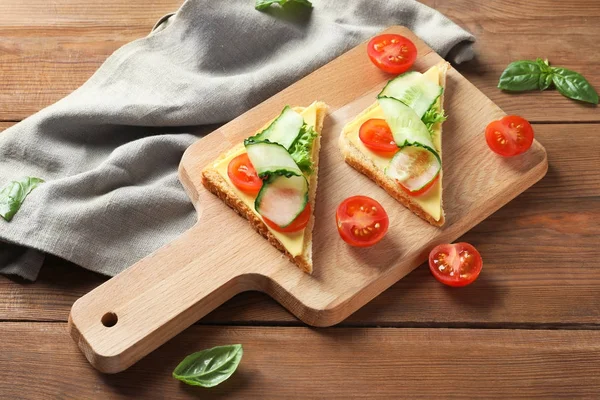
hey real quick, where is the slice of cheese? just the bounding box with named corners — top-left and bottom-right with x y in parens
top-left (213, 102), bottom-right (319, 257)
top-left (345, 65), bottom-right (443, 221)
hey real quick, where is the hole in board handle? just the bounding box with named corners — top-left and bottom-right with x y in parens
top-left (101, 312), bottom-right (118, 327)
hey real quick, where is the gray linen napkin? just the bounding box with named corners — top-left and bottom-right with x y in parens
top-left (0, 0), bottom-right (474, 280)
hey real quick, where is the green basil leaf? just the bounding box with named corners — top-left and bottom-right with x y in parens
top-left (536, 58), bottom-right (552, 74)
top-left (0, 177), bottom-right (44, 222)
top-left (255, 0), bottom-right (312, 11)
top-left (173, 344), bottom-right (243, 388)
top-left (551, 67), bottom-right (599, 105)
top-left (498, 60), bottom-right (542, 91)
top-left (539, 72), bottom-right (553, 91)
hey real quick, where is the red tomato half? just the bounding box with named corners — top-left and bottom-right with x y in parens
top-left (367, 34), bottom-right (417, 75)
top-left (429, 242), bottom-right (483, 287)
top-left (359, 118), bottom-right (398, 156)
top-left (227, 153), bottom-right (263, 195)
top-left (336, 196), bottom-right (389, 247)
top-left (485, 115), bottom-right (534, 157)
top-left (263, 203), bottom-right (311, 233)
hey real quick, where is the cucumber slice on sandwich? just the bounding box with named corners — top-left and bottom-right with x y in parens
top-left (246, 106), bottom-right (304, 150)
top-left (378, 97), bottom-right (438, 157)
top-left (378, 71), bottom-right (443, 118)
top-left (245, 141), bottom-right (302, 178)
top-left (385, 145), bottom-right (441, 193)
top-left (255, 174), bottom-right (309, 228)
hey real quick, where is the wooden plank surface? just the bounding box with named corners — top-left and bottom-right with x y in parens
top-left (67, 25), bottom-right (550, 372)
top-left (0, 0), bottom-right (178, 121)
top-left (1, 323), bottom-right (599, 399)
top-left (1, 0), bottom-right (599, 396)
top-left (1, 0), bottom-right (598, 122)
top-left (423, 0), bottom-right (600, 122)
top-left (2, 124), bottom-right (597, 327)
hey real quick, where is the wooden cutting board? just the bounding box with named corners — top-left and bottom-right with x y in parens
top-left (68, 26), bottom-right (548, 373)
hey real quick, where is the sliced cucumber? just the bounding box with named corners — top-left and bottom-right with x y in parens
top-left (378, 71), bottom-right (443, 118)
top-left (245, 141), bottom-right (302, 178)
top-left (255, 174), bottom-right (308, 228)
top-left (245, 106), bottom-right (304, 150)
top-left (378, 97), bottom-right (437, 155)
top-left (385, 146), bottom-right (441, 192)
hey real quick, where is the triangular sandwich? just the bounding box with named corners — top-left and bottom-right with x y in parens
top-left (202, 101), bottom-right (328, 273)
top-left (339, 62), bottom-right (449, 226)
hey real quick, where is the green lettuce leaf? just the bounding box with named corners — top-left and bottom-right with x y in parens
top-left (421, 108), bottom-right (447, 136)
top-left (0, 177), bottom-right (44, 222)
top-left (289, 124), bottom-right (318, 174)
top-left (255, 0), bottom-right (313, 10)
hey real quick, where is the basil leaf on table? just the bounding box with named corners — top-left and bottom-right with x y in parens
top-left (498, 58), bottom-right (598, 104)
top-left (498, 60), bottom-right (543, 91)
top-left (0, 177), bottom-right (44, 222)
top-left (551, 68), bottom-right (599, 105)
top-left (255, 0), bottom-right (313, 11)
top-left (173, 344), bottom-right (243, 387)
top-left (536, 58), bottom-right (553, 90)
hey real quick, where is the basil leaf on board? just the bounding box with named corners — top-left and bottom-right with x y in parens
top-left (173, 344), bottom-right (243, 388)
top-left (497, 60), bottom-right (543, 91)
top-left (0, 177), bottom-right (44, 222)
top-left (551, 68), bottom-right (599, 105)
top-left (255, 0), bottom-right (312, 11)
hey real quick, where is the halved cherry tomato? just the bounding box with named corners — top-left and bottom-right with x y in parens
top-left (336, 196), bottom-right (389, 247)
top-left (485, 115), bottom-right (534, 157)
top-left (400, 174), bottom-right (440, 197)
top-left (367, 34), bottom-right (417, 75)
top-left (264, 203), bottom-right (311, 233)
top-left (359, 119), bottom-right (398, 156)
top-left (227, 153), bottom-right (263, 195)
top-left (429, 242), bottom-right (483, 287)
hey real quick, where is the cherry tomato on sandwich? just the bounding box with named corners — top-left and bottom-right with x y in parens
top-left (359, 118), bottom-right (398, 156)
top-left (429, 242), bottom-right (483, 287)
top-left (367, 34), bottom-right (417, 75)
top-left (227, 153), bottom-right (263, 195)
top-left (336, 196), bottom-right (389, 247)
top-left (263, 203), bottom-right (311, 233)
top-left (485, 115), bottom-right (534, 157)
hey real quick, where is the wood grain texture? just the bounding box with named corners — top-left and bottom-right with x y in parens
top-left (0, 0), bottom-right (179, 121)
top-left (66, 26), bottom-right (547, 373)
top-left (1, 0), bottom-right (598, 122)
top-left (1, 1), bottom-right (599, 398)
top-left (1, 123), bottom-right (597, 328)
top-left (420, 0), bottom-right (600, 122)
top-left (2, 323), bottom-right (600, 399)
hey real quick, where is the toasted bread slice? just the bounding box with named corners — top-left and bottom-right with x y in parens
top-left (202, 102), bottom-right (328, 274)
top-left (339, 62), bottom-right (449, 227)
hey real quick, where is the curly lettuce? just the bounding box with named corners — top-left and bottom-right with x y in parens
top-left (289, 124), bottom-right (317, 175)
top-left (421, 107), bottom-right (447, 136)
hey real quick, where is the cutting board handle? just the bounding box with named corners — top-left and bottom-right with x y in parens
top-left (68, 224), bottom-right (253, 373)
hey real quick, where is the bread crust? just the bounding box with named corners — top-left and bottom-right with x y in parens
top-left (201, 102), bottom-right (329, 274)
top-left (339, 62), bottom-right (450, 227)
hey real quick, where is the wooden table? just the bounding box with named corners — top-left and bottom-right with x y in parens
top-left (1, 1), bottom-right (599, 398)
